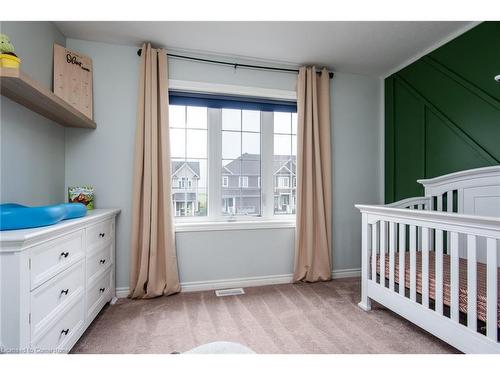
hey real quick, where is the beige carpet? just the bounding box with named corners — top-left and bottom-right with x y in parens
top-left (71, 278), bottom-right (459, 354)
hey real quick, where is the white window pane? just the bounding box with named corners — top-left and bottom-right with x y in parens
top-left (292, 135), bottom-right (297, 156)
top-left (236, 194), bottom-right (260, 216)
top-left (188, 159), bottom-right (207, 190)
top-left (187, 106), bottom-right (207, 129)
top-left (222, 159), bottom-right (237, 216)
top-left (242, 110), bottom-right (260, 132)
top-left (169, 105), bottom-right (185, 128)
top-left (274, 134), bottom-right (292, 156)
top-left (222, 109), bottom-right (241, 131)
top-left (186, 129), bottom-right (207, 158)
top-left (238, 176), bottom-right (249, 188)
top-left (190, 189), bottom-right (207, 216)
top-left (170, 129), bottom-right (185, 158)
top-left (171, 159), bottom-right (188, 217)
top-left (239, 160), bottom-right (260, 215)
top-left (171, 159), bottom-right (207, 217)
top-left (222, 197), bottom-right (236, 215)
top-left (222, 131), bottom-right (241, 159)
top-left (291, 113), bottom-right (297, 134)
top-left (190, 159), bottom-right (207, 217)
top-left (242, 132), bottom-right (260, 156)
top-left (274, 112), bottom-right (291, 133)
top-left (242, 159), bottom-right (260, 177)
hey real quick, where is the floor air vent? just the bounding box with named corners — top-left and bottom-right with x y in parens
top-left (215, 288), bottom-right (245, 297)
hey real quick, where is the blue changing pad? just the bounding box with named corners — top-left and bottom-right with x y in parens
top-left (0, 203), bottom-right (87, 231)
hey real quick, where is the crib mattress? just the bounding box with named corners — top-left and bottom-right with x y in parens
top-left (376, 252), bottom-right (500, 327)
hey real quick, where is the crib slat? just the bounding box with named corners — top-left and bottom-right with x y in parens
top-left (435, 229), bottom-right (444, 315)
top-left (446, 191), bottom-right (453, 212)
top-left (422, 227), bottom-right (430, 308)
top-left (410, 225), bottom-right (417, 302)
top-left (486, 237), bottom-right (498, 341)
top-left (417, 226), bottom-right (422, 255)
top-left (467, 234), bottom-right (477, 332)
top-left (457, 189), bottom-right (463, 213)
top-left (399, 224), bottom-right (406, 296)
top-left (380, 221), bottom-right (387, 286)
top-left (437, 195), bottom-right (443, 212)
top-left (450, 232), bottom-right (460, 323)
top-left (389, 222), bottom-right (396, 291)
top-left (371, 223), bottom-right (378, 281)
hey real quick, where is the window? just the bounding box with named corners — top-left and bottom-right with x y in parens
top-left (238, 176), bottom-right (249, 188)
top-left (222, 109), bottom-right (260, 216)
top-left (169, 93), bottom-right (296, 221)
top-left (278, 176), bottom-right (290, 188)
top-left (273, 112), bottom-right (297, 215)
top-left (169, 105), bottom-right (208, 217)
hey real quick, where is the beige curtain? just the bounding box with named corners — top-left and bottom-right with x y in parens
top-left (129, 43), bottom-right (181, 299)
top-left (293, 66), bottom-right (333, 282)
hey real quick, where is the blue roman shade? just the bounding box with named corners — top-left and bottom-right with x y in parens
top-left (169, 91), bottom-right (297, 113)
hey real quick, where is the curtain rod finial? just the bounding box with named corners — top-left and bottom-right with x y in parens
top-left (137, 49), bottom-right (142, 57)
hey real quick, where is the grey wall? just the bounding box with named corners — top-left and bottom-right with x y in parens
top-left (331, 73), bottom-right (383, 271)
top-left (64, 38), bottom-right (382, 289)
top-left (64, 39), bottom-right (139, 290)
top-left (0, 22), bottom-right (66, 205)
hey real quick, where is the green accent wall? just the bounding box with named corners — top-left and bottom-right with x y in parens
top-left (385, 22), bottom-right (500, 203)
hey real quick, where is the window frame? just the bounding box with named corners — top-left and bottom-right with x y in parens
top-left (169, 83), bottom-right (297, 229)
top-left (238, 176), bottom-right (249, 188)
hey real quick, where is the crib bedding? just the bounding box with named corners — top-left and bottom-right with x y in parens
top-left (376, 252), bottom-right (500, 327)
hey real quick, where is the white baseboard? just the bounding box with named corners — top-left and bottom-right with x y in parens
top-left (114, 267), bottom-right (361, 298)
top-left (115, 287), bottom-right (130, 298)
top-left (180, 273), bottom-right (293, 293)
top-left (331, 267), bottom-right (361, 279)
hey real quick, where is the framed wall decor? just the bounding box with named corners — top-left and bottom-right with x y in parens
top-left (53, 43), bottom-right (93, 119)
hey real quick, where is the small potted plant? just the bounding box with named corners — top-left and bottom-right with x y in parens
top-left (0, 33), bottom-right (21, 69)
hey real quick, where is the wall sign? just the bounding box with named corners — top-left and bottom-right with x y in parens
top-left (53, 43), bottom-right (93, 120)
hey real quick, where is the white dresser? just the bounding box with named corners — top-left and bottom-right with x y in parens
top-left (0, 208), bottom-right (120, 353)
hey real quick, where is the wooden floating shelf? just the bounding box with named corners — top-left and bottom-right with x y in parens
top-left (0, 67), bottom-right (96, 129)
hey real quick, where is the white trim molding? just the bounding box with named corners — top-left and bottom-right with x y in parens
top-left (175, 219), bottom-right (296, 232)
top-left (115, 267), bottom-right (361, 298)
top-left (180, 274), bottom-right (293, 293)
top-left (115, 287), bottom-right (130, 299)
top-left (331, 268), bottom-right (361, 279)
top-left (169, 79), bottom-right (296, 101)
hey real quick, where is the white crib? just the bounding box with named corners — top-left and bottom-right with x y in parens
top-left (356, 166), bottom-right (500, 353)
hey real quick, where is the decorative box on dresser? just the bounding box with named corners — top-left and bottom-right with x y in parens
top-left (0, 208), bottom-right (120, 353)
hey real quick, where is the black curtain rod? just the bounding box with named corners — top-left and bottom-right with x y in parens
top-left (137, 49), bottom-right (334, 79)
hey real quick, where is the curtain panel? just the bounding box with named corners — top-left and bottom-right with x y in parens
top-left (129, 43), bottom-right (181, 298)
top-left (293, 66), bottom-right (333, 282)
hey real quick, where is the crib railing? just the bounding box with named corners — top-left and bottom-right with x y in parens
top-left (356, 203), bottom-right (500, 349)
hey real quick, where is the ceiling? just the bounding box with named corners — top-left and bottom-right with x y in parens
top-left (55, 21), bottom-right (475, 76)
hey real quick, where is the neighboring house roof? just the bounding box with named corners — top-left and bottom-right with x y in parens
top-left (222, 153), bottom-right (296, 176)
top-left (172, 161), bottom-right (200, 178)
top-left (274, 156), bottom-right (296, 175)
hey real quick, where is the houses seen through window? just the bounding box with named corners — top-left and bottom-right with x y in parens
top-left (169, 96), bottom-right (296, 220)
top-left (169, 105), bottom-right (208, 217)
top-left (273, 112), bottom-right (297, 215)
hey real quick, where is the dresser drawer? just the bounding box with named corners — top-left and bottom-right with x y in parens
top-left (86, 243), bottom-right (112, 284)
top-left (30, 230), bottom-right (84, 289)
top-left (86, 219), bottom-right (113, 250)
top-left (30, 260), bottom-right (84, 337)
top-left (86, 269), bottom-right (112, 320)
top-left (32, 297), bottom-right (85, 353)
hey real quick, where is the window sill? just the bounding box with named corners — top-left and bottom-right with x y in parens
top-left (174, 218), bottom-right (296, 233)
